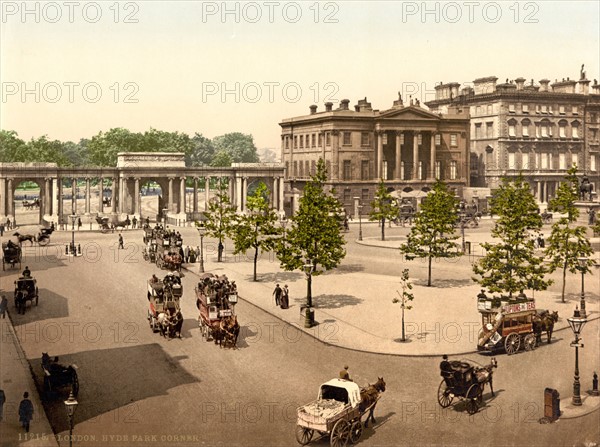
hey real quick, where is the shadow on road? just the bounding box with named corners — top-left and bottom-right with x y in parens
top-left (9, 288), bottom-right (70, 326)
top-left (312, 294), bottom-right (363, 309)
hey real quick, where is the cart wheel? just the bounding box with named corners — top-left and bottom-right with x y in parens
top-left (35, 295), bottom-right (39, 306)
top-left (71, 372), bottom-right (79, 397)
top-left (349, 420), bottom-right (363, 444)
top-left (465, 384), bottom-right (481, 414)
top-left (437, 380), bottom-right (453, 408)
top-left (504, 333), bottom-right (520, 355)
top-left (524, 334), bottom-right (537, 351)
top-left (330, 419), bottom-right (350, 447)
top-left (150, 316), bottom-right (158, 332)
top-left (466, 398), bottom-right (479, 415)
top-left (295, 426), bottom-right (314, 445)
top-left (38, 237), bottom-right (50, 246)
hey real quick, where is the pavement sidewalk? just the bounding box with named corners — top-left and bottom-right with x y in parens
top-left (0, 313), bottom-right (59, 447)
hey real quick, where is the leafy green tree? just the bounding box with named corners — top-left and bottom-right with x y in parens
top-left (203, 178), bottom-right (237, 262)
top-left (231, 182), bottom-right (281, 281)
top-left (473, 175), bottom-right (552, 297)
top-left (400, 180), bottom-right (460, 286)
top-left (0, 130), bottom-right (27, 162)
top-left (392, 269), bottom-right (414, 342)
top-left (27, 136), bottom-right (72, 166)
top-left (87, 128), bottom-right (145, 166)
top-left (211, 132), bottom-right (260, 166)
top-left (276, 159), bottom-right (346, 307)
top-left (369, 179), bottom-right (399, 241)
top-left (545, 167), bottom-right (594, 302)
top-left (188, 133), bottom-right (215, 166)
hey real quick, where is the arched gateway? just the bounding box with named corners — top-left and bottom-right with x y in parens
top-left (0, 152), bottom-right (285, 225)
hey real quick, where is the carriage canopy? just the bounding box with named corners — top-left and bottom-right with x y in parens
top-left (318, 379), bottom-right (361, 409)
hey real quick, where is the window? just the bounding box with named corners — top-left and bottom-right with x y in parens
top-left (559, 105), bottom-right (565, 115)
top-left (343, 160), bottom-right (352, 180)
top-left (300, 135), bottom-right (304, 148)
top-left (541, 105), bottom-right (548, 114)
top-left (487, 104), bottom-right (492, 114)
top-left (382, 161), bottom-right (388, 180)
top-left (572, 153), bottom-right (578, 167)
top-left (592, 129), bottom-right (598, 140)
top-left (417, 161), bottom-right (422, 180)
top-left (475, 123), bottom-right (482, 139)
top-left (450, 134), bottom-right (458, 147)
top-left (326, 160), bottom-right (331, 175)
top-left (522, 104), bottom-right (529, 113)
top-left (541, 123), bottom-right (549, 137)
top-left (435, 161), bottom-right (441, 179)
top-left (343, 132), bottom-right (352, 145)
top-left (417, 133), bottom-right (422, 146)
top-left (305, 160), bottom-right (310, 177)
top-left (318, 133), bottom-right (322, 147)
top-left (536, 105), bottom-right (541, 114)
top-left (361, 189), bottom-right (369, 202)
top-left (559, 123), bottom-right (567, 138)
top-left (508, 152), bottom-right (516, 169)
top-left (508, 121), bottom-right (516, 137)
top-left (311, 134), bottom-right (316, 148)
top-left (449, 160), bottom-right (457, 180)
top-left (573, 106), bottom-right (578, 115)
top-left (293, 161), bottom-right (298, 177)
top-left (572, 124), bottom-right (579, 138)
top-left (294, 136), bottom-right (298, 148)
top-left (435, 134), bottom-right (441, 145)
top-left (361, 160), bottom-right (370, 180)
top-left (591, 154), bottom-right (597, 172)
top-left (299, 160), bottom-right (304, 177)
top-left (361, 132), bottom-right (370, 146)
top-left (476, 105), bottom-right (481, 115)
top-left (559, 153), bottom-right (566, 169)
top-left (522, 152), bottom-right (529, 169)
top-left (486, 123), bottom-right (493, 138)
top-left (326, 132), bottom-right (331, 146)
top-left (509, 104), bottom-right (516, 113)
top-left (285, 136), bottom-right (289, 149)
top-left (343, 189), bottom-right (351, 202)
top-left (522, 120), bottom-right (530, 137)
top-left (311, 160), bottom-right (316, 175)
top-left (540, 153), bottom-right (548, 169)
top-left (382, 133), bottom-right (387, 145)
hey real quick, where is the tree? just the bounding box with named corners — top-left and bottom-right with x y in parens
top-left (27, 136), bottom-right (72, 166)
top-left (188, 133), bottom-right (215, 166)
top-left (276, 159), bottom-right (346, 309)
top-left (369, 179), bottom-right (399, 241)
top-left (87, 128), bottom-right (145, 166)
top-left (211, 132), bottom-right (260, 166)
top-left (392, 269), bottom-right (414, 342)
top-left (231, 182), bottom-right (281, 281)
top-left (203, 178), bottom-right (237, 262)
top-left (544, 167), bottom-right (594, 302)
top-left (0, 130), bottom-right (27, 162)
top-left (400, 180), bottom-right (460, 286)
top-left (472, 175), bottom-right (552, 297)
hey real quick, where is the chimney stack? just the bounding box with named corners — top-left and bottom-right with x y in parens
top-left (515, 77), bottom-right (525, 90)
top-left (340, 99), bottom-right (350, 110)
top-left (325, 102), bottom-right (333, 112)
top-left (309, 105), bottom-right (317, 114)
top-left (539, 79), bottom-right (550, 92)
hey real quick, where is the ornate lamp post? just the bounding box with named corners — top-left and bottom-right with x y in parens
top-left (69, 214), bottom-right (77, 255)
top-left (162, 207), bottom-right (169, 227)
top-left (280, 216), bottom-right (288, 240)
top-left (197, 222), bottom-right (206, 273)
top-left (303, 262), bottom-right (314, 328)
top-left (64, 391), bottom-right (78, 447)
top-left (567, 306), bottom-right (587, 406)
top-left (358, 204), bottom-right (363, 241)
top-left (577, 257), bottom-right (589, 318)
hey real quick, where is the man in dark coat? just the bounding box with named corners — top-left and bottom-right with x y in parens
top-left (339, 366), bottom-right (352, 381)
top-left (19, 392), bottom-right (34, 432)
top-left (273, 284), bottom-right (282, 307)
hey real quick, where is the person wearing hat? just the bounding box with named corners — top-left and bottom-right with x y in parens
top-left (339, 366), bottom-right (352, 381)
top-left (440, 354), bottom-right (452, 374)
top-left (272, 284), bottom-right (282, 307)
top-left (18, 392), bottom-right (33, 432)
top-left (280, 285), bottom-right (289, 309)
top-left (22, 266), bottom-right (31, 277)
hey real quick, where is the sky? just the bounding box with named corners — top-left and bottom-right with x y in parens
top-left (1, 1), bottom-right (599, 151)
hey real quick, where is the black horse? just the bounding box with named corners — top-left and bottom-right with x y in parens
top-left (359, 377), bottom-right (386, 428)
top-left (41, 353), bottom-right (79, 397)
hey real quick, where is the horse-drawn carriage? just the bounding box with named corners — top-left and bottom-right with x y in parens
top-left (195, 273), bottom-right (239, 348)
top-left (14, 276), bottom-right (39, 314)
top-left (41, 352), bottom-right (79, 398)
top-left (477, 293), bottom-right (557, 354)
top-left (22, 198), bottom-right (40, 210)
top-left (147, 273), bottom-right (183, 337)
top-left (455, 203), bottom-right (481, 228)
top-left (143, 242), bottom-right (158, 263)
top-left (2, 241), bottom-right (22, 271)
top-left (394, 199), bottom-right (416, 226)
top-left (437, 357), bottom-right (497, 415)
top-left (143, 226), bottom-right (156, 244)
top-left (95, 216), bottom-right (112, 233)
top-left (296, 377), bottom-right (385, 446)
top-left (155, 233), bottom-right (182, 271)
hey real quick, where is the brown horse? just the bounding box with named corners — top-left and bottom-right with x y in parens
top-left (13, 232), bottom-right (35, 245)
top-left (533, 311), bottom-right (559, 345)
top-left (359, 377), bottom-right (386, 428)
top-left (215, 315), bottom-right (239, 349)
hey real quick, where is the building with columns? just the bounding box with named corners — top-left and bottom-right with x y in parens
top-left (0, 153), bottom-right (285, 225)
top-left (279, 96), bottom-right (470, 214)
top-left (426, 73), bottom-right (600, 203)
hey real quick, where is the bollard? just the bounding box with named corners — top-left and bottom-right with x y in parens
top-left (592, 372), bottom-right (599, 396)
top-left (65, 244), bottom-right (69, 255)
top-left (77, 244), bottom-right (81, 256)
top-left (543, 388), bottom-right (560, 422)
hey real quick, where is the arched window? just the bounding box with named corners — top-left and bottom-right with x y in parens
top-left (508, 118), bottom-right (517, 137)
top-left (571, 121), bottom-right (580, 139)
top-left (558, 119), bottom-right (568, 138)
top-left (521, 119), bottom-right (531, 137)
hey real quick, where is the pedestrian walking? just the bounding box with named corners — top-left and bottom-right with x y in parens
top-left (0, 295), bottom-right (7, 319)
top-left (6, 218), bottom-right (11, 231)
top-left (280, 285), bottom-right (289, 309)
top-left (145, 216), bottom-right (150, 226)
top-left (132, 216), bottom-right (138, 229)
top-left (18, 392), bottom-right (33, 432)
top-left (184, 245), bottom-right (190, 263)
top-left (537, 233), bottom-right (545, 249)
top-left (0, 223), bottom-right (4, 236)
top-left (0, 389), bottom-right (5, 421)
top-left (77, 217), bottom-right (82, 230)
top-left (273, 283), bottom-right (282, 307)
top-left (118, 234), bottom-right (124, 249)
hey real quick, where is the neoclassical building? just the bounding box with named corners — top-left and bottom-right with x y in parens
top-left (426, 73), bottom-right (600, 202)
top-left (279, 96), bottom-right (470, 214)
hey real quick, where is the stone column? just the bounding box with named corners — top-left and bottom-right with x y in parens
top-left (395, 132), bottom-right (402, 180)
top-left (241, 177), bottom-right (248, 211)
top-left (430, 132), bottom-right (437, 180)
top-left (0, 178), bottom-right (5, 216)
top-left (44, 178), bottom-right (51, 215)
top-left (7, 178), bottom-right (14, 216)
top-left (168, 177), bottom-right (174, 213)
top-left (98, 178), bottom-right (104, 213)
top-left (235, 176), bottom-right (242, 211)
top-left (413, 132), bottom-right (420, 180)
top-left (180, 177), bottom-right (186, 214)
top-left (85, 178), bottom-right (91, 214)
top-left (204, 177), bottom-right (210, 211)
top-left (331, 130), bottom-right (340, 180)
top-left (228, 177), bottom-right (234, 204)
top-left (193, 177), bottom-right (198, 213)
top-left (57, 178), bottom-right (64, 219)
top-left (272, 177), bottom-right (278, 209)
top-left (543, 181), bottom-right (548, 203)
top-left (377, 131), bottom-right (383, 179)
top-left (536, 181), bottom-right (542, 202)
top-left (72, 178), bottom-right (77, 214)
top-left (134, 177), bottom-right (140, 215)
top-left (278, 177), bottom-right (284, 212)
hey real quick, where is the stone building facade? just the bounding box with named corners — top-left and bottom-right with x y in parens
top-left (425, 73), bottom-right (600, 202)
top-left (279, 96), bottom-right (470, 214)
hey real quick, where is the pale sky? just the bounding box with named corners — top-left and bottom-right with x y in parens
top-left (1, 1), bottom-right (599, 151)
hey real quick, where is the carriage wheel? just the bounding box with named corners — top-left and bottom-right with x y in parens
top-left (504, 333), bottom-right (520, 355)
top-left (43, 376), bottom-right (52, 394)
top-left (524, 333), bottom-right (537, 351)
top-left (150, 316), bottom-right (158, 333)
top-left (38, 237), bottom-right (50, 246)
top-left (71, 372), bottom-right (79, 397)
top-left (2, 260), bottom-right (5, 271)
top-left (349, 420), bottom-right (363, 444)
top-left (437, 380), bottom-right (453, 408)
top-left (330, 419), bottom-right (350, 447)
top-left (101, 227), bottom-right (109, 234)
top-left (295, 426), bottom-right (314, 445)
top-left (466, 398), bottom-right (479, 415)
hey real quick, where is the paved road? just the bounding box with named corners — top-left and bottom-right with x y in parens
top-left (3, 228), bottom-right (599, 446)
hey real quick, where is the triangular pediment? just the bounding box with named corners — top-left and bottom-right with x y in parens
top-left (378, 106), bottom-right (441, 121)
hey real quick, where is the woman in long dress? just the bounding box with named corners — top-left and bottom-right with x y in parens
top-left (280, 285), bottom-right (289, 309)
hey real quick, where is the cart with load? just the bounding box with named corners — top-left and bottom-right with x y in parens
top-left (14, 275), bottom-right (39, 315)
top-left (41, 352), bottom-right (79, 398)
top-left (142, 242), bottom-right (157, 263)
top-left (2, 241), bottom-right (22, 271)
top-left (195, 273), bottom-right (239, 347)
top-left (296, 377), bottom-right (386, 446)
top-left (147, 273), bottom-right (183, 335)
top-left (437, 357), bottom-right (497, 415)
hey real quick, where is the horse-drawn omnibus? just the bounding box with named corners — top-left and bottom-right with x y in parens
top-left (195, 273), bottom-right (239, 347)
top-left (147, 273), bottom-right (183, 335)
top-left (295, 377), bottom-right (385, 446)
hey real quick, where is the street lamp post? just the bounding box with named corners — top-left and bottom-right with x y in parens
top-left (303, 262), bottom-right (314, 328)
top-left (69, 214), bottom-right (77, 255)
top-left (280, 216), bottom-right (288, 241)
top-left (358, 204), bottom-right (363, 241)
top-left (64, 391), bottom-right (78, 447)
top-left (461, 220), bottom-right (466, 253)
top-left (197, 222), bottom-right (206, 273)
top-left (577, 257), bottom-right (589, 319)
top-left (567, 306), bottom-right (587, 406)
top-left (162, 208), bottom-right (169, 227)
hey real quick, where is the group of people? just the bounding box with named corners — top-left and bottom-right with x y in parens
top-left (272, 283), bottom-right (290, 309)
top-left (197, 275), bottom-right (237, 309)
